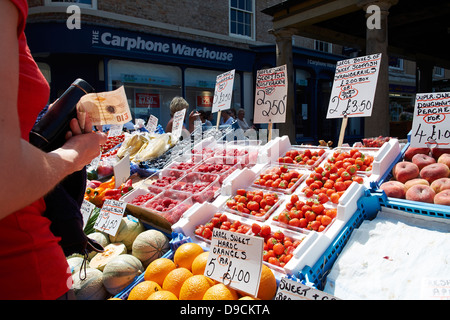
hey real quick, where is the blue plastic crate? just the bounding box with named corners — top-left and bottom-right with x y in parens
top-left (297, 190), bottom-right (380, 290)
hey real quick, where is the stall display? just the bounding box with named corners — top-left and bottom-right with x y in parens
top-left (76, 129), bottom-right (449, 300)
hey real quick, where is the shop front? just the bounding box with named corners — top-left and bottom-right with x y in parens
top-left (25, 22), bottom-right (254, 129)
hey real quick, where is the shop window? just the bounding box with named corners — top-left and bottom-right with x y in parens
top-left (229, 0), bottom-right (254, 39)
top-left (44, 0), bottom-right (97, 9)
top-left (294, 69), bottom-right (312, 141)
top-left (389, 56), bottom-right (404, 71)
top-left (185, 68), bottom-right (241, 124)
top-left (107, 60), bottom-right (182, 129)
top-left (314, 40), bottom-right (332, 53)
top-left (434, 67), bottom-right (444, 77)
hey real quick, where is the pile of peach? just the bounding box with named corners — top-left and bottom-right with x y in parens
top-left (380, 147), bottom-right (450, 205)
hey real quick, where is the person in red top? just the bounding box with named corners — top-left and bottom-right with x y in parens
top-left (0, 0), bottom-right (107, 299)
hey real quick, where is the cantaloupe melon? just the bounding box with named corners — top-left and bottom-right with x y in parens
top-left (109, 217), bottom-right (145, 251)
top-left (67, 255), bottom-right (89, 274)
top-left (102, 254), bottom-right (144, 295)
top-left (87, 232), bottom-right (111, 260)
top-left (73, 268), bottom-right (108, 300)
top-left (90, 242), bottom-right (127, 271)
top-left (132, 229), bottom-right (170, 267)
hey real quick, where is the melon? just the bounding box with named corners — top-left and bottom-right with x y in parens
top-left (132, 229), bottom-right (170, 267)
top-left (102, 254), bottom-right (144, 295)
top-left (90, 242), bottom-right (127, 271)
top-left (109, 217), bottom-right (145, 251)
top-left (67, 255), bottom-right (89, 274)
top-left (73, 268), bottom-right (108, 300)
top-left (87, 232), bottom-right (111, 260)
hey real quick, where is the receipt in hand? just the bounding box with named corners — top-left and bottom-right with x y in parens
top-left (77, 86), bottom-right (132, 126)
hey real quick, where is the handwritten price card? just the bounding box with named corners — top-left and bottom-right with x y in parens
top-left (212, 69), bottom-right (235, 113)
top-left (410, 92), bottom-right (450, 148)
top-left (205, 228), bottom-right (264, 297)
top-left (172, 108), bottom-right (186, 139)
top-left (327, 53), bottom-right (381, 119)
top-left (94, 199), bottom-right (126, 236)
top-left (275, 277), bottom-right (339, 300)
top-left (253, 65), bottom-right (288, 124)
top-left (146, 114), bottom-right (158, 133)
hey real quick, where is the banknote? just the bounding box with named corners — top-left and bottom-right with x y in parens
top-left (77, 86), bottom-right (132, 125)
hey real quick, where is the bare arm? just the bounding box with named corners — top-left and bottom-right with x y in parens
top-left (0, 1), bottom-right (106, 219)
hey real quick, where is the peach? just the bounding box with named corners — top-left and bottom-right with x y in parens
top-left (431, 148), bottom-right (450, 160)
top-left (404, 178), bottom-right (429, 191)
top-left (420, 163), bottom-right (449, 183)
top-left (430, 178), bottom-right (450, 194)
top-left (412, 153), bottom-right (436, 170)
top-left (437, 153), bottom-right (450, 168)
top-left (404, 147), bottom-right (429, 161)
top-left (380, 181), bottom-right (406, 199)
top-left (393, 161), bottom-right (419, 184)
top-left (405, 184), bottom-right (436, 204)
top-left (434, 189), bottom-right (450, 206)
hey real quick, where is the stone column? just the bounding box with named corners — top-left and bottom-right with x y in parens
top-left (269, 27), bottom-right (296, 143)
top-left (416, 59), bottom-right (434, 93)
top-left (358, 0), bottom-right (398, 137)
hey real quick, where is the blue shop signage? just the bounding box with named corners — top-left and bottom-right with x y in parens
top-left (26, 23), bottom-right (254, 71)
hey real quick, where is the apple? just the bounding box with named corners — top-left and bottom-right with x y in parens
top-left (404, 147), bottom-right (429, 161)
top-left (437, 153), bottom-right (450, 168)
top-left (430, 177), bottom-right (450, 194)
top-left (405, 184), bottom-right (436, 204)
top-left (420, 163), bottom-right (450, 183)
top-left (412, 153), bottom-right (436, 170)
top-left (380, 181), bottom-right (406, 199)
top-left (393, 161), bottom-right (420, 183)
top-left (434, 189), bottom-right (450, 206)
top-left (404, 178), bottom-right (429, 191)
top-left (431, 148), bottom-right (450, 160)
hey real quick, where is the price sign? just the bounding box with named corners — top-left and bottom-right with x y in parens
top-left (275, 277), bottom-right (340, 300)
top-left (94, 199), bottom-right (126, 236)
top-left (80, 199), bottom-right (96, 229)
top-left (205, 228), bottom-right (264, 297)
top-left (113, 154), bottom-right (130, 188)
top-left (253, 65), bottom-right (287, 124)
top-left (410, 92), bottom-right (450, 148)
top-left (212, 69), bottom-right (235, 113)
top-left (108, 124), bottom-right (123, 137)
top-left (327, 53), bottom-right (381, 119)
top-left (172, 108), bottom-right (186, 139)
top-left (146, 114), bottom-right (158, 133)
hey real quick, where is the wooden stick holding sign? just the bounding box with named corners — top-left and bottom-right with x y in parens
top-left (253, 65), bottom-right (288, 141)
top-left (212, 70), bottom-right (235, 129)
top-left (337, 116), bottom-right (348, 150)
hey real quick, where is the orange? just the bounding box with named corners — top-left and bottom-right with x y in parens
top-left (191, 251), bottom-right (209, 275)
top-left (127, 281), bottom-right (161, 300)
top-left (239, 296), bottom-right (259, 300)
top-left (162, 267), bottom-right (193, 298)
top-left (144, 257), bottom-right (176, 286)
top-left (147, 290), bottom-right (178, 300)
top-left (179, 275), bottom-right (212, 300)
top-left (202, 283), bottom-right (238, 300)
top-left (174, 242), bottom-right (204, 271)
top-left (256, 265), bottom-right (277, 300)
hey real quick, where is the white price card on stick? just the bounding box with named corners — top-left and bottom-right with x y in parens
top-left (410, 92), bottom-right (450, 148)
top-left (172, 108), bottom-right (186, 139)
top-left (108, 124), bottom-right (123, 137)
top-left (327, 53), bottom-right (381, 119)
top-left (94, 199), bottom-right (126, 236)
top-left (212, 69), bottom-right (235, 113)
top-left (253, 65), bottom-right (288, 124)
top-left (204, 228), bottom-right (264, 297)
top-left (275, 277), bottom-right (340, 300)
top-left (146, 114), bottom-right (158, 133)
top-left (113, 154), bottom-right (130, 188)
top-left (80, 199), bottom-right (96, 229)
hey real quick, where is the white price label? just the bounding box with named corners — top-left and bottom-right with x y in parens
top-left (146, 114), bottom-right (158, 133)
top-left (205, 228), bottom-right (264, 297)
top-left (327, 53), bottom-right (381, 119)
top-left (94, 199), bottom-right (126, 236)
top-left (253, 65), bottom-right (288, 124)
top-left (172, 108), bottom-right (186, 139)
top-left (113, 154), bottom-right (130, 188)
top-left (80, 199), bottom-right (96, 229)
top-left (108, 124), bottom-right (123, 137)
top-left (275, 277), bottom-right (340, 300)
top-left (212, 69), bottom-right (235, 113)
top-left (410, 92), bottom-right (450, 148)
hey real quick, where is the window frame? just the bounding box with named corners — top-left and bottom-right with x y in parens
top-left (229, 0), bottom-right (255, 40)
top-left (44, 0), bottom-right (97, 9)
